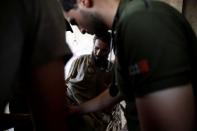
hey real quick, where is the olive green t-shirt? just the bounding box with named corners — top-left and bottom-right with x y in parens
top-left (112, 0), bottom-right (195, 99)
top-left (111, 0), bottom-right (197, 130)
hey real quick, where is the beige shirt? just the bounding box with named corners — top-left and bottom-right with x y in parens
top-left (66, 54), bottom-right (113, 104)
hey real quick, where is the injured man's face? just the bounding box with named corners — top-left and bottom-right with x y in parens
top-left (92, 38), bottom-right (110, 68)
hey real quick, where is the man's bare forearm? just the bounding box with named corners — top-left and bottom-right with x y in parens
top-left (73, 89), bottom-right (122, 114)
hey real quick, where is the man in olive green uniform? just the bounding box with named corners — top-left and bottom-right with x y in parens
top-left (61, 0), bottom-right (197, 130)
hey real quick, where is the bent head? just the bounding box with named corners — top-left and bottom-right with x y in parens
top-left (60, 0), bottom-right (108, 35)
top-left (92, 32), bottom-right (111, 67)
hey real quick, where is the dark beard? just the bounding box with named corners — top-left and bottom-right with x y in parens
top-left (89, 13), bottom-right (109, 36)
top-left (92, 55), bottom-right (108, 69)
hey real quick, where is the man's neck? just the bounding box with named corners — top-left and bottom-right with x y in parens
top-left (95, 0), bottom-right (121, 28)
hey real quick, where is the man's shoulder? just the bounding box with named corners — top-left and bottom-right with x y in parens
top-left (120, 0), bottom-right (176, 21)
top-left (76, 54), bottom-right (91, 60)
top-left (73, 54), bottom-right (91, 64)
top-left (118, 0), bottom-right (182, 33)
top-left (117, 0), bottom-right (148, 32)
top-left (120, 0), bottom-right (147, 18)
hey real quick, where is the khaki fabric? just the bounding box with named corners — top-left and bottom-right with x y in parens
top-left (66, 54), bottom-right (122, 131)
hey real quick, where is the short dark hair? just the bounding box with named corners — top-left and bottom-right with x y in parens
top-left (93, 32), bottom-right (111, 46)
top-left (59, 0), bottom-right (77, 12)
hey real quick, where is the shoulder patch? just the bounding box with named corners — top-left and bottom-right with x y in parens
top-left (129, 59), bottom-right (149, 76)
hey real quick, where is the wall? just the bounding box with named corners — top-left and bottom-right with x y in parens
top-left (159, 0), bottom-right (197, 35)
top-left (183, 0), bottom-right (197, 35)
top-left (160, 0), bottom-right (183, 12)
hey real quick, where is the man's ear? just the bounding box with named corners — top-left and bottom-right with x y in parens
top-left (80, 0), bottom-right (93, 7)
